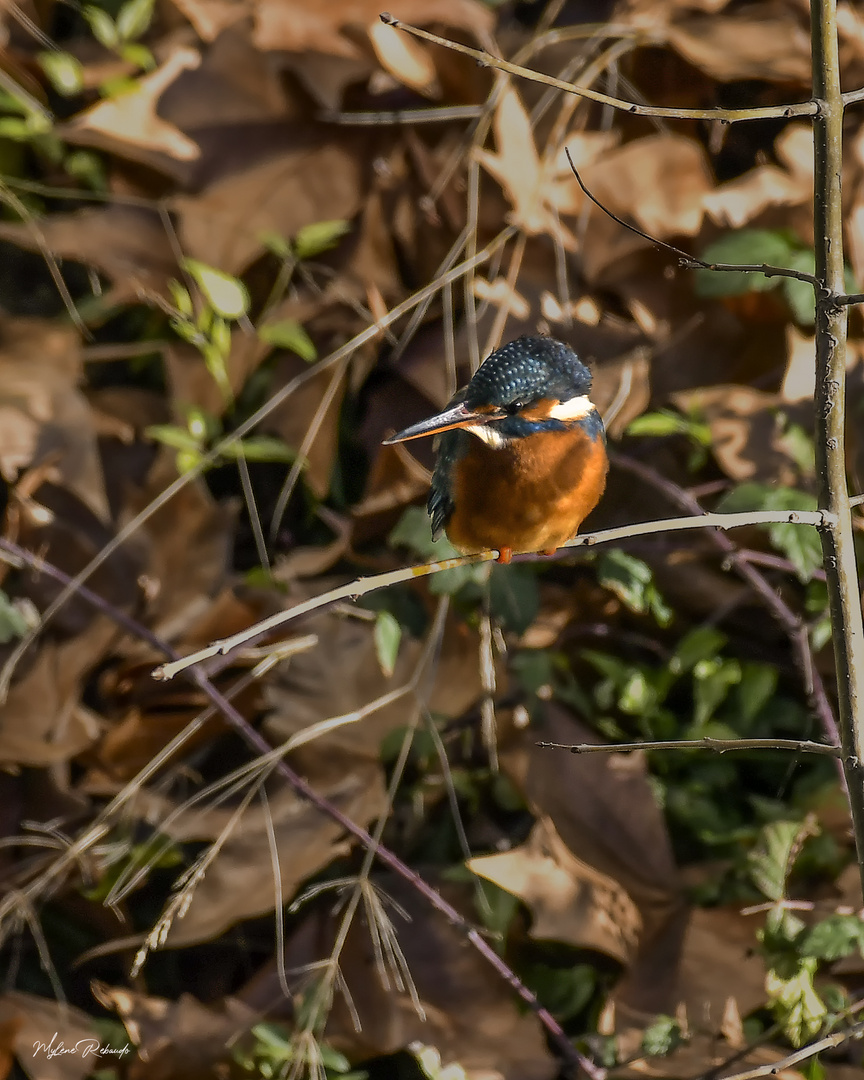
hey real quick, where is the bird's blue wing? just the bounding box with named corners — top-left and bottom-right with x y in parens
top-left (428, 427), bottom-right (469, 541)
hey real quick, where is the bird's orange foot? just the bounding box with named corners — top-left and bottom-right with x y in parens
top-left (542, 548), bottom-right (558, 557)
top-left (496, 546), bottom-right (513, 564)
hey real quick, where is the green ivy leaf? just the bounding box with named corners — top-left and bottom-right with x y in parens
top-left (670, 626), bottom-right (727, 675)
top-left (692, 657), bottom-right (741, 728)
top-left (488, 564), bottom-right (539, 634)
top-left (640, 1014), bottom-right (684, 1057)
top-left (694, 229), bottom-right (800, 297)
top-left (718, 484), bottom-right (822, 582)
top-left (258, 319), bottom-right (317, 361)
top-left (798, 914), bottom-right (864, 960)
top-left (293, 219), bottom-right (351, 260)
top-left (598, 549), bottom-right (673, 626)
top-left (749, 819), bottom-right (817, 901)
top-left (766, 957), bottom-right (826, 1046)
top-left (373, 611), bottom-right (401, 677)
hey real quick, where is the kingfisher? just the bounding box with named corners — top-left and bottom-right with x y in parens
top-left (384, 336), bottom-right (608, 564)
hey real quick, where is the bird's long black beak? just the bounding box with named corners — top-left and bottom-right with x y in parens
top-left (383, 401), bottom-right (503, 444)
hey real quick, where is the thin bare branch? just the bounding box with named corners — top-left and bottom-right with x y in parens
top-left (379, 14), bottom-right (818, 123)
top-left (538, 737), bottom-right (841, 757)
top-left (152, 506), bottom-right (840, 681)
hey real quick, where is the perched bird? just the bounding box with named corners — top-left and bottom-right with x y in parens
top-left (384, 336), bottom-right (608, 564)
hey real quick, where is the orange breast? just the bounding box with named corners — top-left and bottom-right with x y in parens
top-left (445, 425), bottom-right (608, 556)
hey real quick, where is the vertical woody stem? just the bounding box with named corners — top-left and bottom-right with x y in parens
top-left (810, 0), bottom-right (864, 889)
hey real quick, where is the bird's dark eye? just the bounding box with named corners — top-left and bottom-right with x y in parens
top-left (506, 401), bottom-right (524, 415)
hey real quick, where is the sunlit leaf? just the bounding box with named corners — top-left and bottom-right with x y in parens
top-left (748, 818), bottom-right (817, 901)
top-left (38, 52), bottom-right (84, 96)
top-left (116, 0), bottom-right (155, 42)
top-left (374, 611), bottom-right (401, 677)
top-left (293, 219), bottom-right (351, 260)
top-left (84, 6), bottom-right (119, 49)
top-left (258, 319), bottom-right (317, 361)
top-left (182, 258), bottom-right (250, 319)
top-left (0, 591), bottom-right (31, 643)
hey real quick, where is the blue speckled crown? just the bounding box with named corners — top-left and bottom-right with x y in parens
top-left (465, 336), bottom-right (592, 408)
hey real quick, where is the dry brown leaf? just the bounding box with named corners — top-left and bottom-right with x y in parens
top-left (263, 604), bottom-right (491, 776)
top-left (174, 137), bottom-right (363, 274)
top-left (469, 815), bottom-right (642, 963)
top-left (93, 982), bottom-right (254, 1080)
top-left (673, 385), bottom-right (808, 486)
top-left (502, 704), bottom-right (686, 1015)
top-left (0, 618), bottom-right (116, 766)
top-left (476, 86), bottom-right (575, 246)
top-left (583, 134), bottom-right (711, 242)
top-left (163, 766), bottom-right (387, 945)
top-left (0, 317), bottom-right (108, 521)
top-left (252, 0), bottom-right (493, 58)
top-left (0, 207), bottom-right (177, 306)
top-left (63, 48), bottom-right (202, 165)
top-left (666, 4), bottom-right (811, 83)
top-left (167, 0), bottom-right (250, 42)
top-left (671, 904), bottom-right (768, 1018)
top-left (368, 20), bottom-right (439, 95)
top-left (122, 449), bottom-right (234, 642)
top-left (0, 992), bottom-right (100, 1080)
top-left (704, 126), bottom-right (813, 227)
top-left (261, 357), bottom-right (346, 500)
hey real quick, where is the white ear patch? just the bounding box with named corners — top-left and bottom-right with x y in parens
top-left (545, 395), bottom-right (594, 421)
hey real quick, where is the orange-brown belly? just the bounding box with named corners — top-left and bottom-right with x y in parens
top-left (445, 427), bottom-right (608, 556)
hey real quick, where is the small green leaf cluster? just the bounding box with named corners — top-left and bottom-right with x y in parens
top-left (749, 819), bottom-right (863, 1047)
top-left (719, 483), bottom-right (823, 583)
top-left (147, 405), bottom-right (296, 475)
top-left (0, 590), bottom-right (34, 643)
top-left (82, 0), bottom-right (157, 77)
top-left (233, 1024), bottom-right (366, 1080)
top-left (695, 229), bottom-right (857, 326)
top-left (626, 408), bottom-right (713, 471)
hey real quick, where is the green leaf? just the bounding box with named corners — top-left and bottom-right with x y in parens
top-left (38, 52), bottom-right (84, 96)
top-left (692, 657), bottom-right (741, 728)
top-left (694, 229), bottom-right (800, 298)
top-left (120, 42), bottom-right (156, 70)
top-left (182, 259), bottom-right (250, 319)
top-left (489, 564), bottom-right (539, 634)
top-left (374, 611), bottom-right (401, 677)
top-left (626, 409), bottom-right (712, 446)
top-left (293, 219), bottom-right (351, 260)
top-left (258, 319), bottom-right (317, 361)
top-left (748, 819), bottom-right (817, 901)
top-left (598, 549), bottom-right (673, 626)
top-left (670, 626), bottom-right (727, 675)
top-left (766, 957), bottom-right (826, 1046)
top-left (227, 436), bottom-right (297, 464)
top-left (798, 914), bottom-right (864, 960)
top-left (781, 250), bottom-right (817, 326)
top-left (0, 591), bottom-right (31, 643)
top-left (145, 423), bottom-right (202, 452)
top-left (717, 484), bottom-right (822, 583)
top-left (259, 230), bottom-right (292, 259)
top-left (735, 663), bottom-right (778, 725)
top-left (84, 6), bottom-right (120, 49)
top-left (640, 1015), bottom-right (684, 1057)
top-left (525, 963), bottom-right (596, 1022)
top-left (115, 0), bottom-right (155, 42)
top-left (388, 507), bottom-right (486, 595)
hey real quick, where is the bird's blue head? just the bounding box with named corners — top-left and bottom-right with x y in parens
top-left (383, 336), bottom-right (600, 447)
